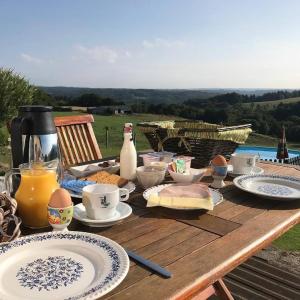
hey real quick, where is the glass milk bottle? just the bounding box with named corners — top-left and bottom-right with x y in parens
top-left (120, 123), bottom-right (137, 180)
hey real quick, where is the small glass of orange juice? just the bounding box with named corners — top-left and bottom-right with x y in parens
top-left (5, 161), bottom-right (59, 228)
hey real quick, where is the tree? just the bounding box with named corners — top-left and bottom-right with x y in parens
top-left (0, 68), bottom-right (36, 125)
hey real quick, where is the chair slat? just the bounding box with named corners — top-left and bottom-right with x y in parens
top-left (80, 124), bottom-right (94, 161)
top-left (56, 127), bottom-right (71, 166)
top-left (65, 125), bottom-right (80, 164)
top-left (87, 123), bottom-right (102, 159)
top-left (76, 124), bottom-right (90, 161)
top-left (70, 125), bottom-right (85, 162)
top-left (59, 127), bottom-right (75, 165)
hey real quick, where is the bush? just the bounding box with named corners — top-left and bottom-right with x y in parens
top-left (0, 68), bottom-right (36, 125)
top-left (0, 127), bottom-right (9, 146)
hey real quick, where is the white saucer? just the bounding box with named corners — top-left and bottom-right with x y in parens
top-left (228, 165), bottom-right (264, 178)
top-left (73, 202), bottom-right (132, 227)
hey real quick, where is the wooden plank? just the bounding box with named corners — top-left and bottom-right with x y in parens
top-left (56, 127), bottom-right (71, 166)
top-left (80, 124), bottom-right (94, 161)
top-left (87, 122), bottom-right (102, 159)
top-left (70, 125), bottom-right (85, 162)
top-left (122, 221), bottom-right (188, 251)
top-left (59, 126), bottom-right (75, 165)
top-left (105, 200), bottom-right (300, 300)
top-left (75, 124), bottom-right (90, 162)
top-left (133, 226), bottom-right (201, 260)
top-left (178, 214), bottom-right (241, 236)
top-left (54, 114), bottom-right (94, 127)
top-left (65, 125), bottom-right (80, 164)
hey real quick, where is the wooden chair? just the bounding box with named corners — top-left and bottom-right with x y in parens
top-left (54, 114), bottom-right (102, 166)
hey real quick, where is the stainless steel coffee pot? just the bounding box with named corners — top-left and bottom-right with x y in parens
top-left (10, 106), bottom-right (60, 168)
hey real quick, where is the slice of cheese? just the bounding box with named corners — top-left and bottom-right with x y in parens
top-left (147, 194), bottom-right (213, 210)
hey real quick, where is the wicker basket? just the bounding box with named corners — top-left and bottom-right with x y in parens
top-left (137, 120), bottom-right (252, 167)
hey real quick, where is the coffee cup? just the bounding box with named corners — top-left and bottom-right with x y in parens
top-left (82, 184), bottom-right (129, 220)
top-left (230, 153), bottom-right (259, 174)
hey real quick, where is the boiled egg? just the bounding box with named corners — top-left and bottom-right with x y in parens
top-left (49, 188), bottom-right (72, 208)
top-left (211, 155), bottom-right (227, 166)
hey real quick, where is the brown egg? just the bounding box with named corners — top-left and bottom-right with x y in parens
top-left (49, 188), bottom-right (72, 208)
top-left (212, 155), bottom-right (227, 166)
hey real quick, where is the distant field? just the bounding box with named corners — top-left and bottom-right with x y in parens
top-left (244, 96), bottom-right (300, 109)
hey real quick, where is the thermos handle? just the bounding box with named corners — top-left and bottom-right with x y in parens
top-left (10, 117), bottom-right (27, 168)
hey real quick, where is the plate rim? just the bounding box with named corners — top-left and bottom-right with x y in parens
top-left (0, 231), bottom-right (129, 300)
top-left (73, 202), bottom-right (132, 224)
top-left (227, 166), bottom-right (264, 177)
top-left (233, 174), bottom-right (300, 200)
top-left (143, 183), bottom-right (223, 210)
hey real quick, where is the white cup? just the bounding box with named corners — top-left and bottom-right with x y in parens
top-left (230, 153), bottom-right (259, 174)
top-left (82, 184), bottom-right (129, 220)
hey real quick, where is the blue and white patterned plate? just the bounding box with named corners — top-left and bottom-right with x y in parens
top-left (233, 174), bottom-right (300, 200)
top-left (0, 231), bottom-right (129, 300)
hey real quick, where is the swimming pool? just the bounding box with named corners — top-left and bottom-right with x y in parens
top-left (235, 146), bottom-right (300, 160)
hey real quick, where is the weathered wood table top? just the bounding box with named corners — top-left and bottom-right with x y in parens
top-left (26, 162), bottom-right (300, 299)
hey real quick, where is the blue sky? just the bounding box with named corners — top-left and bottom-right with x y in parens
top-left (1, 0), bottom-right (300, 88)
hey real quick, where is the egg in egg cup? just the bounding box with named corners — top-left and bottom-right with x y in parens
top-left (48, 188), bottom-right (74, 232)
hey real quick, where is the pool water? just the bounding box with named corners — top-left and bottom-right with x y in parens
top-left (235, 146), bottom-right (300, 160)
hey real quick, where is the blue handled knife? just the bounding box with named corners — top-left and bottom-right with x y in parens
top-left (126, 249), bottom-right (172, 278)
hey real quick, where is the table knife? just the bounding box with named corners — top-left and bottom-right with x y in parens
top-left (126, 249), bottom-right (172, 278)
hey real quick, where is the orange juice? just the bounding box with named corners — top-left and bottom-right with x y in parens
top-left (15, 168), bottom-right (59, 228)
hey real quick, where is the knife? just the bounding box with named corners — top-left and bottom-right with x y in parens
top-left (126, 249), bottom-right (172, 278)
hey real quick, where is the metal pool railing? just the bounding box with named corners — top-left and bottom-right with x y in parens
top-left (261, 155), bottom-right (300, 165)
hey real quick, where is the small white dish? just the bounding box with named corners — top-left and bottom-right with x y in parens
top-left (136, 165), bottom-right (166, 189)
top-left (227, 165), bottom-right (264, 178)
top-left (169, 168), bottom-right (207, 183)
top-left (69, 160), bottom-right (120, 178)
top-left (73, 202), bottom-right (132, 227)
top-left (0, 231), bottom-right (129, 300)
top-left (233, 174), bottom-right (300, 200)
top-left (69, 181), bottom-right (136, 199)
top-left (143, 183), bottom-right (223, 210)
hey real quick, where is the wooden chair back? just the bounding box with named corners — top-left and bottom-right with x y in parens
top-left (54, 114), bottom-right (102, 166)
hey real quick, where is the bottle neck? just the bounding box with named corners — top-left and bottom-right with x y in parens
top-left (123, 132), bottom-right (133, 142)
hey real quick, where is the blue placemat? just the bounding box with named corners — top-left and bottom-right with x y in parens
top-left (60, 180), bottom-right (95, 195)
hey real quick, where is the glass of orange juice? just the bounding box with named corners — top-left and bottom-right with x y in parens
top-left (5, 161), bottom-right (59, 228)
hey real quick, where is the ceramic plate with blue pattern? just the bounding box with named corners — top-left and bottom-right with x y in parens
top-left (0, 231), bottom-right (129, 300)
top-left (233, 174), bottom-right (300, 200)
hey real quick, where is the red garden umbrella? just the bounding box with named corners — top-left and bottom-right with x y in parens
top-left (276, 126), bottom-right (289, 160)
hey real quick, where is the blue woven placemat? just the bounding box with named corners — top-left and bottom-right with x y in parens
top-left (60, 180), bottom-right (95, 195)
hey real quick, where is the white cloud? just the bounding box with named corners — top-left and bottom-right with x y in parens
top-left (142, 38), bottom-right (186, 49)
top-left (75, 45), bottom-right (119, 63)
top-left (20, 53), bottom-right (43, 64)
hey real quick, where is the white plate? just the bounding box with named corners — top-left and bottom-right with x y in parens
top-left (69, 161), bottom-right (120, 178)
top-left (0, 231), bottom-right (129, 300)
top-left (143, 184), bottom-right (223, 210)
top-left (73, 203), bottom-right (132, 227)
top-left (233, 174), bottom-right (300, 200)
top-left (228, 166), bottom-right (264, 178)
top-left (70, 181), bottom-right (136, 199)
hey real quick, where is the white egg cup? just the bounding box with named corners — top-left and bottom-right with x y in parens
top-left (47, 204), bottom-right (73, 232)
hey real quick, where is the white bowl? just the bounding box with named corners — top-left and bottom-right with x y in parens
top-left (136, 166), bottom-right (166, 189)
top-left (169, 168), bottom-right (207, 183)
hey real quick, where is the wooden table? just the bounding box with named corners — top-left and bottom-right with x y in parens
top-left (25, 162), bottom-right (300, 299)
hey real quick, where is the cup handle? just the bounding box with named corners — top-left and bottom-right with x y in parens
top-left (119, 188), bottom-right (129, 201)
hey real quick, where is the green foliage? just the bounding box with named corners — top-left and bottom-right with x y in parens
top-left (0, 126), bottom-right (9, 146)
top-left (72, 93), bottom-right (124, 107)
top-left (0, 68), bottom-right (36, 124)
